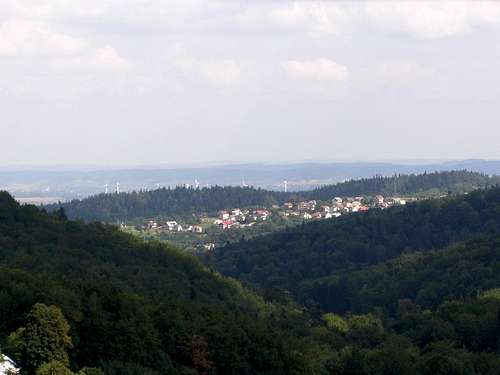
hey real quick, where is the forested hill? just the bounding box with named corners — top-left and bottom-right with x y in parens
top-left (2, 192), bottom-right (500, 374)
top-left (49, 186), bottom-right (290, 222)
top-left (47, 170), bottom-right (498, 222)
top-left (212, 186), bottom-right (500, 309)
top-left (303, 170), bottom-right (499, 200)
top-left (0, 191), bottom-right (315, 374)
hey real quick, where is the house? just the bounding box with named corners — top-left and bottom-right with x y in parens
top-left (254, 210), bottom-right (270, 220)
top-left (219, 210), bottom-right (230, 220)
top-left (166, 221), bottom-right (178, 231)
top-left (219, 220), bottom-right (236, 230)
top-left (0, 354), bottom-right (18, 374)
top-left (321, 205), bottom-right (331, 213)
top-left (204, 243), bottom-right (216, 250)
top-left (303, 212), bottom-right (312, 220)
top-left (375, 195), bottom-right (385, 205)
top-left (333, 197), bottom-right (343, 204)
top-left (176, 224), bottom-right (184, 232)
top-left (312, 212), bottom-right (323, 220)
top-left (283, 202), bottom-right (294, 209)
top-left (192, 225), bottom-right (203, 233)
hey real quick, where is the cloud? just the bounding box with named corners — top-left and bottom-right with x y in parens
top-left (0, 20), bottom-right (84, 56)
top-left (52, 46), bottom-right (129, 71)
top-left (267, 2), bottom-right (348, 36)
top-left (245, 1), bottom-right (500, 39)
top-left (177, 57), bottom-right (242, 85)
top-left (365, 1), bottom-right (500, 39)
top-left (282, 59), bottom-right (348, 80)
top-left (0, 18), bottom-right (128, 71)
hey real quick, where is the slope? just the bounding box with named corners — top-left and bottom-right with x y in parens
top-left (0, 192), bottom-right (311, 374)
top-left (212, 187), bottom-right (500, 307)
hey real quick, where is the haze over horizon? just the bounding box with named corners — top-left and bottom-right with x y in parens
top-left (2, 1), bottom-right (500, 166)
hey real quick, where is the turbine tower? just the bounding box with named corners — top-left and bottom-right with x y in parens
top-left (105, 184), bottom-right (108, 194)
top-left (116, 182), bottom-right (120, 194)
top-left (284, 180), bottom-right (288, 193)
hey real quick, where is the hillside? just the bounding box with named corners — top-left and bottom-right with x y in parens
top-left (304, 170), bottom-right (499, 200)
top-left (2, 191), bottom-right (500, 374)
top-left (212, 187), bottom-right (500, 309)
top-left (47, 186), bottom-right (290, 222)
top-left (0, 192), bottom-right (314, 374)
top-left (301, 235), bottom-right (500, 314)
top-left (47, 170), bottom-right (498, 223)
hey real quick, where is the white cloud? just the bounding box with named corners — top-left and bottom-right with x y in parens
top-left (365, 1), bottom-right (500, 39)
top-left (52, 46), bottom-right (129, 71)
top-left (177, 57), bottom-right (242, 85)
top-left (282, 59), bottom-right (348, 80)
top-left (0, 20), bottom-right (84, 56)
top-left (0, 18), bottom-right (128, 71)
top-left (268, 2), bottom-right (347, 36)
top-left (243, 1), bottom-right (500, 39)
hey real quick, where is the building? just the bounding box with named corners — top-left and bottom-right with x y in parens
top-left (192, 225), bottom-right (203, 233)
top-left (0, 354), bottom-right (18, 374)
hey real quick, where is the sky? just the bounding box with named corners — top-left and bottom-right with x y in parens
top-left (1, 0), bottom-right (500, 166)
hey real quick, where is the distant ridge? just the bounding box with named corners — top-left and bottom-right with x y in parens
top-left (3, 159), bottom-right (500, 200)
top-left (46, 170), bottom-right (500, 222)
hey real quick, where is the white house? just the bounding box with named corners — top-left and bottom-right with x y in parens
top-left (0, 354), bottom-right (18, 374)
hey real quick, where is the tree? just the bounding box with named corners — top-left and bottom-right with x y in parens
top-left (7, 304), bottom-right (73, 375)
top-left (36, 361), bottom-right (74, 375)
top-left (322, 313), bottom-right (349, 334)
top-left (77, 368), bottom-right (105, 375)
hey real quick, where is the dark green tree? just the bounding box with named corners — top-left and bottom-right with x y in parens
top-left (7, 304), bottom-right (73, 375)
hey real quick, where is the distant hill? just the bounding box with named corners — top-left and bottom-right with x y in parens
top-left (47, 170), bottom-right (499, 222)
top-left (4, 159), bottom-right (500, 200)
top-left (47, 186), bottom-right (290, 222)
top-left (303, 170), bottom-right (500, 200)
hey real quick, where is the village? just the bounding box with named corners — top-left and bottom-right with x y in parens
top-left (136, 194), bottom-right (409, 234)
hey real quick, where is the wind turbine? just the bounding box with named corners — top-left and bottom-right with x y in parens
top-left (105, 184), bottom-right (108, 194)
top-left (194, 179), bottom-right (200, 189)
top-left (116, 182), bottom-right (120, 194)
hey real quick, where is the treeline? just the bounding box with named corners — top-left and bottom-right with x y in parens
top-left (212, 186), bottom-right (500, 309)
top-left (304, 170), bottom-right (499, 200)
top-left (47, 186), bottom-right (289, 222)
top-left (48, 170), bottom-right (498, 223)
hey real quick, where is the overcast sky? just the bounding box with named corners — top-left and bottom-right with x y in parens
top-left (1, 1), bottom-right (500, 166)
